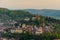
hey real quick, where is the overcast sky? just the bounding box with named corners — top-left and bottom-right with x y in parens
top-left (0, 0), bottom-right (60, 9)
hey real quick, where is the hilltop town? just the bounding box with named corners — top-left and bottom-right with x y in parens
top-left (0, 14), bottom-right (54, 40)
top-left (0, 8), bottom-right (60, 40)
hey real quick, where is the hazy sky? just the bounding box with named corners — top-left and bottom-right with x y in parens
top-left (0, 0), bottom-right (60, 9)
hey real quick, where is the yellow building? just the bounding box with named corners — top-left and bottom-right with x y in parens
top-left (22, 24), bottom-right (26, 28)
top-left (10, 28), bottom-right (23, 33)
top-left (15, 28), bottom-right (23, 33)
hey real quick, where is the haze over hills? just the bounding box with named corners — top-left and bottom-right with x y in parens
top-left (25, 9), bottom-right (60, 19)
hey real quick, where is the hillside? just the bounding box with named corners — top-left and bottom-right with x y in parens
top-left (0, 8), bottom-right (60, 26)
top-left (0, 8), bottom-right (32, 21)
top-left (0, 8), bottom-right (60, 40)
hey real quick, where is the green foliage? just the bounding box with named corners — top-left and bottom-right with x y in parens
top-left (0, 8), bottom-right (32, 21)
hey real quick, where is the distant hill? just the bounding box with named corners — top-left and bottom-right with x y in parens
top-left (25, 9), bottom-right (60, 19)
